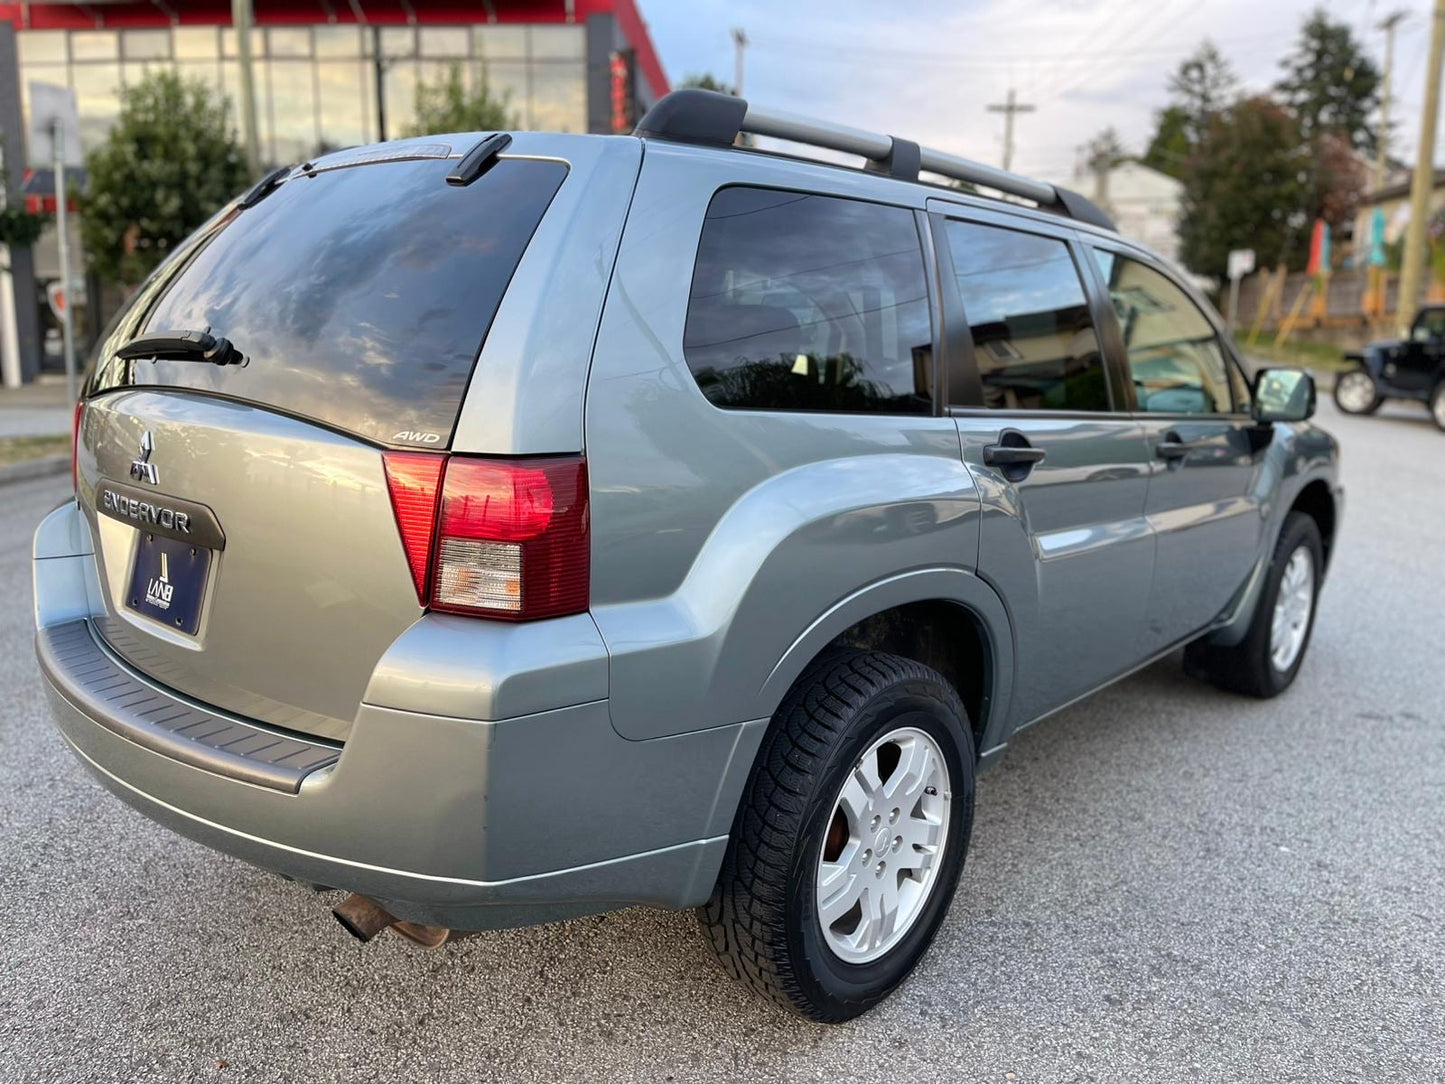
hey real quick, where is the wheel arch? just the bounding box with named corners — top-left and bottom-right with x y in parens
top-left (756, 570), bottom-right (1016, 765)
top-left (1289, 477), bottom-right (1337, 570)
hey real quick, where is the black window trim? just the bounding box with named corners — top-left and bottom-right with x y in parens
top-left (1084, 237), bottom-right (1255, 420)
top-left (929, 204), bottom-right (1125, 417)
top-left (680, 181), bottom-right (945, 419)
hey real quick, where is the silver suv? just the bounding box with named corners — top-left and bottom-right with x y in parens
top-left (34, 90), bottom-right (1341, 1021)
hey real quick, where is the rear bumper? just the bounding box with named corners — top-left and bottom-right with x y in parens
top-left (34, 501), bottom-right (763, 930)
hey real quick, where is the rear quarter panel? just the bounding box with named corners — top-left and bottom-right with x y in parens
top-left (585, 143), bottom-right (1002, 742)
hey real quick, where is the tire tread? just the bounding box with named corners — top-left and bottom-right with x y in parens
top-left (698, 649), bottom-right (969, 1020)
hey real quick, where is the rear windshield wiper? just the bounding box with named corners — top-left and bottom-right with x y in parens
top-left (116, 329), bottom-right (242, 366)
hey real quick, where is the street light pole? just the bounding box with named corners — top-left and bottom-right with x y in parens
top-left (1398, 0), bottom-right (1445, 335)
top-left (1376, 11), bottom-right (1406, 190)
top-left (50, 119), bottom-right (76, 402)
top-left (231, 0), bottom-right (261, 175)
top-left (732, 28), bottom-right (748, 98)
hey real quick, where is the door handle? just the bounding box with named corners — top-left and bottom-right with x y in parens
top-left (983, 445), bottom-right (1047, 467)
top-left (983, 433), bottom-right (1046, 482)
top-left (1155, 435), bottom-right (1208, 460)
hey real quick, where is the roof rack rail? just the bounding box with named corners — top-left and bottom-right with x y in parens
top-left (633, 89), bottom-right (1116, 233)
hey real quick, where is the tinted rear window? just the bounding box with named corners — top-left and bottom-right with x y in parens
top-left (98, 156), bottom-right (567, 446)
top-left (683, 187), bottom-right (933, 415)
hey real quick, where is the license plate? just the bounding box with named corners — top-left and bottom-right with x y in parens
top-left (126, 533), bottom-right (212, 636)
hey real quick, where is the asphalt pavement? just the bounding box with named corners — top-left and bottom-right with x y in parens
top-left (1, 398), bottom-right (1441, 1083)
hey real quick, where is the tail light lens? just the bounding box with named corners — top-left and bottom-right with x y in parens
top-left (70, 399), bottom-right (84, 493)
top-left (381, 452), bottom-right (446, 601)
top-left (381, 453), bottom-right (588, 621)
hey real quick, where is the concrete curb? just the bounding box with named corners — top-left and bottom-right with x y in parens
top-left (0, 454), bottom-right (69, 486)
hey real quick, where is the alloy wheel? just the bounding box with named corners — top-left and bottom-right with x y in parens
top-left (1270, 545), bottom-right (1315, 672)
top-left (815, 726), bottom-right (951, 965)
top-left (1335, 371), bottom-right (1376, 413)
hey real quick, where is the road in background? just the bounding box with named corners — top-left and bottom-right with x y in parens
top-left (2, 399), bottom-right (1441, 1083)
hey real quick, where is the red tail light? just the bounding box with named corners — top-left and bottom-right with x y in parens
top-left (382, 452), bottom-right (588, 621)
top-left (382, 452), bottom-right (446, 601)
top-left (70, 399), bottom-right (84, 493)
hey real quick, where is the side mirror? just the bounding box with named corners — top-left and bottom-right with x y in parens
top-left (1253, 367), bottom-right (1315, 423)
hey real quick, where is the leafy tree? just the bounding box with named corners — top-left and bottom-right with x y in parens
top-left (1177, 96), bottom-right (1308, 280)
top-left (406, 63), bottom-right (516, 136)
top-left (1142, 104), bottom-right (1190, 179)
top-left (1275, 7), bottom-right (1380, 151)
top-left (1142, 42), bottom-right (1236, 180)
top-left (81, 70), bottom-right (248, 287)
top-left (1170, 40), bottom-right (1237, 143)
top-left (678, 73), bottom-right (736, 96)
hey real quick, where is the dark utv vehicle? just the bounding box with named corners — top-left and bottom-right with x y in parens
top-left (1335, 305), bottom-right (1445, 429)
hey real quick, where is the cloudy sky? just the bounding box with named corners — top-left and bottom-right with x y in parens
top-left (641, 0), bottom-right (1438, 184)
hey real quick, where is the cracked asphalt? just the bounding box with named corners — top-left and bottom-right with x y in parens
top-left (1, 398), bottom-right (1441, 1082)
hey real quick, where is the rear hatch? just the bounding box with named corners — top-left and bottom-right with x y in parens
top-left (75, 141), bottom-right (568, 741)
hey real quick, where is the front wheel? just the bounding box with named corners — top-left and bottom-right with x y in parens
top-left (1430, 381), bottom-right (1445, 432)
top-left (698, 650), bottom-right (975, 1022)
top-left (1333, 367), bottom-right (1382, 414)
top-left (1184, 512), bottom-right (1323, 698)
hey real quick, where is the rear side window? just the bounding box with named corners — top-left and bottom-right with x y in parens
top-left (943, 219), bottom-right (1108, 412)
top-left (97, 156), bottom-right (567, 447)
top-left (683, 187), bottom-right (933, 415)
top-left (1091, 249), bottom-right (1234, 414)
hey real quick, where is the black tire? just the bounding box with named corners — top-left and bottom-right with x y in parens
top-left (1429, 381), bottom-right (1445, 432)
top-left (1332, 367), bottom-right (1383, 415)
top-left (698, 650), bottom-right (976, 1022)
top-left (1184, 511), bottom-right (1324, 698)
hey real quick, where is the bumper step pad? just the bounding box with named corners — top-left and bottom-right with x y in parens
top-left (38, 621), bottom-right (340, 793)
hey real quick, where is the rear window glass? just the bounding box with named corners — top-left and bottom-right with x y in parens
top-left (95, 156), bottom-right (566, 447)
top-left (683, 187), bottom-right (934, 415)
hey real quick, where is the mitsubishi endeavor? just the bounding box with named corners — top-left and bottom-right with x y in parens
top-left (33, 90), bottom-right (1341, 1021)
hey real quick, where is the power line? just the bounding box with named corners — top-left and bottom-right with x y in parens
top-left (746, 30), bottom-right (1278, 69)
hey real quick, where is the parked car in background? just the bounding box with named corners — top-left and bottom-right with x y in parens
top-left (1336, 305), bottom-right (1445, 429)
top-left (34, 90), bottom-right (1341, 1023)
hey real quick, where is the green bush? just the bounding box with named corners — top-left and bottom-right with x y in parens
top-left (81, 70), bottom-right (249, 287)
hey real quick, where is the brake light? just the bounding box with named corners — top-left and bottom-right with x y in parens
top-left (381, 452), bottom-right (588, 621)
top-left (382, 452), bottom-right (446, 602)
top-left (70, 399), bottom-right (84, 493)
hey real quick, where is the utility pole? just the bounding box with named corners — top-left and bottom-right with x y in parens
top-left (731, 27), bottom-right (748, 97)
top-left (231, 0), bottom-right (261, 174)
top-left (373, 25), bottom-right (388, 142)
top-left (986, 88), bottom-right (1035, 173)
top-left (1376, 11), bottom-right (1407, 189)
top-left (1398, 0), bottom-right (1445, 334)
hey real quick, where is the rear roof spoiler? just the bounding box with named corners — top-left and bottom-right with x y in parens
top-left (633, 88), bottom-right (1117, 233)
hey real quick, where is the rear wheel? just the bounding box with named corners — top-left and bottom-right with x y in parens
top-left (698, 650), bottom-right (975, 1021)
top-left (1333, 367), bottom-right (1382, 415)
top-left (1429, 381), bottom-right (1445, 431)
top-left (1184, 512), bottom-right (1323, 698)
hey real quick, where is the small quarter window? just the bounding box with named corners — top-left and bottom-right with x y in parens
top-left (683, 187), bottom-right (934, 415)
top-left (1092, 249), bottom-right (1234, 414)
top-left (943, 220), bottom-right (1108, 412)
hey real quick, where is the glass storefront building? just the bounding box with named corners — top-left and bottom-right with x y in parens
top-left (0, 1), bottom-right (667, 381)
top-left (2, 0), bottom-right (668, 168)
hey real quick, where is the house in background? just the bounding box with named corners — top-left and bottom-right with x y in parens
top-left (1042, 159), bottom-right (1184, 268)
top-left (1352, 168), bottom-right (1445, 260)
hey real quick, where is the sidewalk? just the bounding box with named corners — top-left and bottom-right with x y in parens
top-left (0, 375), bottom-right (74, 438)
